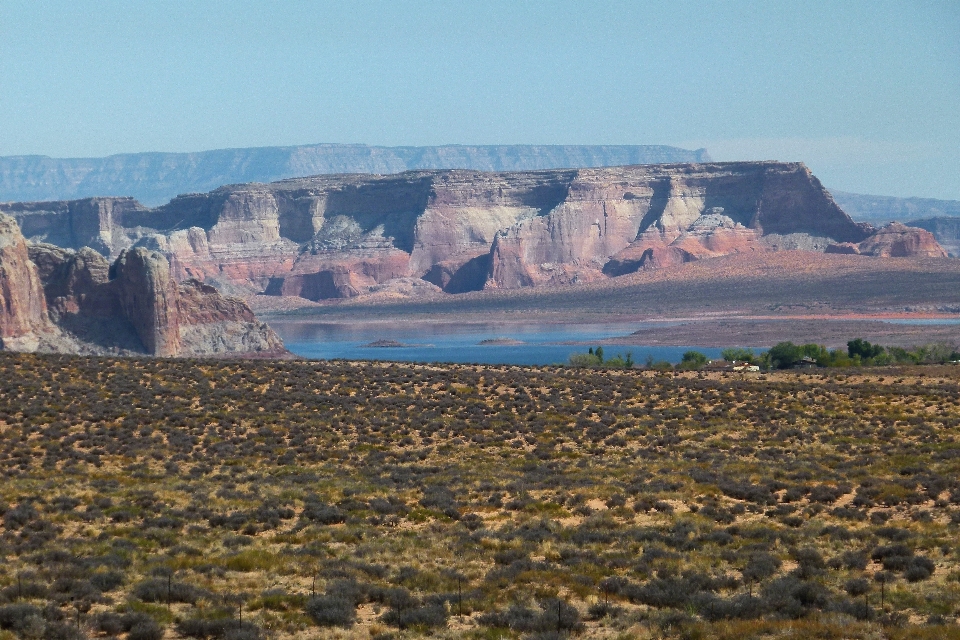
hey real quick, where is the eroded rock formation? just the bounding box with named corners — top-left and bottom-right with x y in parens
top-left (856, 222), bottom-right (949, 258)
top-left (0, 215), bottom-right (285, 356)
top-left (1, 162), bottom-right (949, 304)
top-left (825, 223), bottom-right (948, 258)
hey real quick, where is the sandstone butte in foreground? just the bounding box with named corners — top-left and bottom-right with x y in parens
top-left (0, 213), bottom-right (286, 357)
top-left (0, 161), bottom-right (948, 355)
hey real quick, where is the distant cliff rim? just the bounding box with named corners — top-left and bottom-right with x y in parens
top-left (0, 143), bottom-right (710, 207)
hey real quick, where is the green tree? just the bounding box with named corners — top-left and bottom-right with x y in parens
top-left (721, 348), bottom-right (755, 363)
top-left (887, 346), bottom-right (917, 364)
top-left (569, 353), bottom-right (601, 367)
top-left (799, 343), bottom-right (830, 365)
top-left (679, 351), bottom-right (708, 370)
top-left (847, 338), bottom-right (884, 361)
top-left (768, 342), bottom-right (801, 369)
top-left (595, 346), bottom-right (604, 363)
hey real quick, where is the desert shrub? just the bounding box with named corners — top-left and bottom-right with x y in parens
top-left (904, 556), bottom-right (935, 582)
top-left (89, 571), bottom-right (124, 592)
top-left (132, 579), bottom-right (203, 604)
top-left (51, 579), bottom-right (101, 604)
top-left (760, 576), bottom-right (831, 618)
top-left (380, 603), bottom-right (448, 630)
top-left (478, 599), bottom-right (582, 633)
top-left (692, 592), bottom-right (767, 621)
top-left (876, 526), bottom-right (912, 541)
top-left (92, 612), bottom-right (134, 636)
top-left (50, 496), bottom-right (81, 512)
top-left (3, 504), bottom-right (38, 529)
top-left (0, 604), bottom-right (42, 632)
top-left (222, 535), bottom-right (254, 548)
top-left (304, 596), bottom-right (356, 628)
top-left (368, 586), bottom-right (418, 610)
top-left (127, 620), bottom-right (164, 640)
top-left (587, 601), bottom-right (624, 620)
top-left (808, 485), bottom-right (847, 504)
top-left (598, 576), bottom-right (630, 596)
top-left (844, 577), bottom-right (870, 596)
top-left (460, 513), bottom-right (483, 530)
top-left (790, 548), bottom-right (825, 579)
top-left (223, 626), bottom-right (262, 640)
top-left (207, 512), bottom-right (249, 530)
top-left (0, 581), bottom-right (47, 602)
top-left (419, 486), bottom-right (458, 512)
top-left (493, 548), bottom-right (528, 565)
top-left (300, 501), bottom-right (345, 525)
top-left (176, 619), bottom-right (261, 640)
top-left (42, 622), bottom-right (86, 640)
top-left (320, 579), bottom-right (369, 604)
top-left (742, 553), bottom-right (781, 583)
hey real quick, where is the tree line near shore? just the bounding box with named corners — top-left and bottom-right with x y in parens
top-left (571, 340), bottom-right (960, 371)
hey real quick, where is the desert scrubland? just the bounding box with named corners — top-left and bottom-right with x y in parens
top-left (1, 353), bottom-right (959, 639)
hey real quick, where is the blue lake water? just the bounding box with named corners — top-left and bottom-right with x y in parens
top-left (270, 321), bottom-right (728, 366)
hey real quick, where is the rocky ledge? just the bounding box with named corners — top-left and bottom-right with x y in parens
top-left (0, 213), bottom-right (286, 357)
top-left (0, 162), bottom-right (947, 305)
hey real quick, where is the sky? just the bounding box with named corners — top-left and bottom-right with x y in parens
top-left (0, 1), bottom-right (957, 199)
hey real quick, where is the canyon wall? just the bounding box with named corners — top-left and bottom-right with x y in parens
top-left (1, 162), bottom-right (947, 304)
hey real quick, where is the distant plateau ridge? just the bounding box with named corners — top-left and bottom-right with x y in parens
top-left (0, 143), bottom-right (711, 207)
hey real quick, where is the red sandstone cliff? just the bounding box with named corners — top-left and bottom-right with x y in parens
top-left (2, 162), bottom-right (949, 303)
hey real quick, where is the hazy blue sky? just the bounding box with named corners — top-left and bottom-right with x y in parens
top-left (1, 1), bottom-right (957, 198)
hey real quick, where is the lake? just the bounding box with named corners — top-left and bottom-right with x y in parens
top-left (269, 321), bottom-right (728, 366)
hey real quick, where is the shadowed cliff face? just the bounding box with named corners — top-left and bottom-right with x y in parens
top-left (0, 162), bottom-right (946, 302)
